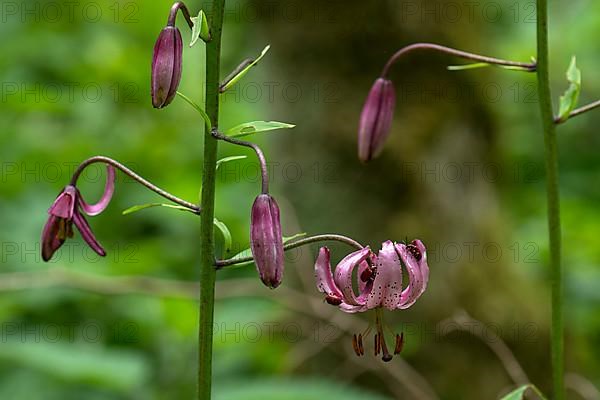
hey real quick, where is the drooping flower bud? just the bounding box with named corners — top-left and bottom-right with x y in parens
top-left (250, 194), bottom-right (284, 289)
top-left (358, 78), bottom-right (396, 162)
top-left (151, 25), bottom-right (183, 109)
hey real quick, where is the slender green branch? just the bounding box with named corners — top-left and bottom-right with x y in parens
top-left (536, 1), bottom-right (564, 399)
top-left (382, 42), bottom-right (537, 77)
top-left (220, 58), bottom-right (254, 92)
top-left (555, 99), bottom-right (600, 124)
top-left (211, 129), bottom-right (270, 194)
top-left (197, 0), bottom-right (225, 399)
top-left (70, 156), bottom-right (201, 213)
top-left (215, 234), bottom-right (364, 268)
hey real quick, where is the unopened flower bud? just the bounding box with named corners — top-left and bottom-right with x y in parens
top-left (250, 194), bottom-right (284, 289)
top-left (151, 26), bottom-right (183, 109)
top-left (358, 78), bottom-right (396, 162)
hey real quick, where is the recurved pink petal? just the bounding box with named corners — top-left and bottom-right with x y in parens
top-left (315, 247), bottom-right (343, 299)
top-left (48, 186), bottom-right (77, 219)
top-left (79, 165), bottom-right (115, 216)
top-left (333, 247), bottom-right (372, 306)
top-left (41, 215), bottom-right (65, 262)
top-left (366, 241), bottom-right (403, 310)
top-left (73, 211), bottom-right (106, 257)
top-left (395, 240), bottom-right (429, 309)
top-left (339, 303), bottom-right (367, 314)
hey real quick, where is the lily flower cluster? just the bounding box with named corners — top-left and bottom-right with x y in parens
top-left (41, 1), bottom-right (434, 365)
top-left (315, 240), bottom-right (429, 360)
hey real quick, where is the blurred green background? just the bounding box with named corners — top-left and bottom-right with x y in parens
top-left (1, 0), bottom-right (599, 399)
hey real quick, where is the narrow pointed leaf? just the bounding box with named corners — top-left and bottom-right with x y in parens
top-left (500, 384), bottom-right (547, 400)
top-left (176, 91), bottom-right (212, 131)
top-left (448, 62), bottom-right (533, 72)
top-left (216, 155), bottom-right (247, 170)
top-left (190, 10), bottom-right (210, 47)
top-left (557, 56), bottom-right (582, 122)
top-left (220, 45), bottom-right (270, 92)
top-left (225, 121), bottom-right (295, 138)
top-left (447, 62), bottom-right (491, 71)
top-left (283, 232), bottom-right (307, 242)
top-left (122, 203), bottom-right (196, 215)
top-left (213, 218), bottom-right (233, 253)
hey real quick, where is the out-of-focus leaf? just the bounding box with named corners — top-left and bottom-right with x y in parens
top-left (499, 384), bottom-right (546, 400)
top-left (213, 378), bottom-right (389, 400)
top-left (557, 56), bottom-right (582, 122)
top-left (220, 45), bottom-right (270, 92)
top-left (225, 121), bottom-right (295, 138)
top-left (0, 341), bottom-right (149, 392)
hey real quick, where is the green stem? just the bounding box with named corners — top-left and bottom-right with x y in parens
top-left (536, 1), bottom-right (563, 399)
top-left (198, 0), bottom-right (225, 399)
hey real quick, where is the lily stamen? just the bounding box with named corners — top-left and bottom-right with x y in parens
top-left (394, 333), bottom-right (405, 355)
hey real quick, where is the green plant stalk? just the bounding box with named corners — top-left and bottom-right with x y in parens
top-left (536, 1), bottom-right (564, 398)
top-left (198, 0), bottom-right (225, 398)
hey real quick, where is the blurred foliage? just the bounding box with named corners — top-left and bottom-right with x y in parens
top-left (0, 0), bottom-right (599, 399)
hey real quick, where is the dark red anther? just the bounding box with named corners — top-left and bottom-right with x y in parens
top-left (325, 295), bottom-right (343, 306)
top-left (358, 334), bottom-right (364, 356)
top-left (407, 244), bottom-right (422, 261)
top-left (360, 266), bottom-right (374, 282)
top-left (352, 334), bottom-right (361, 357)
top-left (394, 332), bottom-right (405, 355)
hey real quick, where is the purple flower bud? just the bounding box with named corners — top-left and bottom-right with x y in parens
top-left (250, 194), bottom-right (284, 289)
top-left (358, 78), bottom-right (396, 162)
top-left (151, 26), bottom-right (183, 109)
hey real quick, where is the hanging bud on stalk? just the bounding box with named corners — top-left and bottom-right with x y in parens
top-left (152, 2), bottom-right (194, 109)
top-left (358, 78), bottom-right (396, 163)
top-left (151, 25), bottom-right (183, 108)
top-left (250, 194), bottom-right (284, 289)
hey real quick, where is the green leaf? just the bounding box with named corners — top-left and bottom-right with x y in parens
top-left (447, 62), bottom-right (492, 71)
top-left (190, 9), bottom-right (210, 47)
top-left (122, 203), bottom-right (195, 215)
top-left (500, 384), bottom-right (547, 400)
top-left (216, 155), bottom-right (247, 170)
top-left (283, 232), bottom-right (307, 242)
top-left (448, 62), bottom-right (534, 72)
top-left (557, 56), bottom-right (582, 122)
top-left (213, 218), bottom-right (233, 253)
top-left (176, 92), bottom-right (212, 131)
top-left (220, 45), bottom-right (270, 92)
top-left (225, 121), bottom-right (295, 138)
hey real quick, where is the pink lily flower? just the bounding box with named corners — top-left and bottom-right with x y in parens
top-left (41, 166), bottom-right (115, 262)
top-left (315, 239), bottom-right (429, 361)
